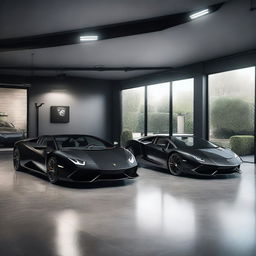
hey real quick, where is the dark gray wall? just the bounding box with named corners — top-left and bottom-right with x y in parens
top-left (29, 77), bottom-right (114, 141)
top-left (0, 75), bottom-right (115, 142)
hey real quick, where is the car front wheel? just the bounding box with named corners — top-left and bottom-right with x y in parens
top-left (47, 157), bottom-right (59, 184)
top-left (167, 153), bottom-right (183, 176)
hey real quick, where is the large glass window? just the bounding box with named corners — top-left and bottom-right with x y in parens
top-left (209, 67), bottom-right (255, 162)
top-left (122, 87), bottom-right (145, 139)
top-left (147, 82), bottom-right (170, 135)
top-left (172, 78), bottom-right (194, 135)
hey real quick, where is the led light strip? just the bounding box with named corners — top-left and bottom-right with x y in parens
top-left (80, 35), bottom-right (98, 41)
top-left (190, 9), bottom-right (209, 20)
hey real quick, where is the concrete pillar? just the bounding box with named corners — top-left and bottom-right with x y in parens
top-left (194, 74), bottom-right (208, 139)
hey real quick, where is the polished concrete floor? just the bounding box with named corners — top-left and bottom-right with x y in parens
top-left (0, 152), bottom-right (255, 256)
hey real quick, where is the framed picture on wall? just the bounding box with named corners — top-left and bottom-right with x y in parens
top-left (50, 106), bottom-right (70, 123)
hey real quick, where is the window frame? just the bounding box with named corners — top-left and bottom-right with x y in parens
top-left (121, 77), bottom-right (194, 138)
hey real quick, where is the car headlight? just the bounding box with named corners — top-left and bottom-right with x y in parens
top-left (68, 158), bottom-right (86, 166)
top-left (234, 153), bottom-right (241, 160)
top-left (128, 154), bottom-right (135, 164)
top-left (193, 155), bottom-right (205, 163)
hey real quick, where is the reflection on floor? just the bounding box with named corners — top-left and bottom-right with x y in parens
top-left (0, 147), bottom-right (12, 152)
top-left (0, 152), bottom-right (255, 256)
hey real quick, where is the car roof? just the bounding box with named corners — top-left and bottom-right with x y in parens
top-left (141, 134), bottom-right (194, 139)
top-left (40, 134), bottom-right (98, 138)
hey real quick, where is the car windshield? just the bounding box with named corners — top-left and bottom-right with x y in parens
top-left (171, 136), bottom-right (218, 149)
top-left (54, 135), bottom-right (112, 150)
top-left (0, 121), bottom-right (14, 128)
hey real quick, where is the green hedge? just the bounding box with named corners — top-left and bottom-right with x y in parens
top-left (211, 98), bottom-right (253, 138)
top-left (148, 113), bottom-right (169, 134)
top-left (120, 130), bottom-right (133, 147)
top-left (230, 135), bottom-right (254, 156)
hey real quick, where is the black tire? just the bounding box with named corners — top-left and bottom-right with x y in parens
top-left (167, 153), bottom-right (183, 176)
top-left (47, 157), bottom-right (59, 184)
top-left (13, 147), bottom-right (22, 171)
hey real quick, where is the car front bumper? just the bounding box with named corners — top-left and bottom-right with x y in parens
top-left (183, 163), bottom-right (241, 176)
top-left (58, 166), bottom-right (138, 182)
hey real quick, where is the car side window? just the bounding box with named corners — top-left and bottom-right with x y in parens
top-left (168, 142), bottom-right (175, 149)
top-left (141, 137), bottom-right (154, 144)
top-left (37, 137), bottom-right (44, 145)
top-left (41, 137), bottom-right (55, 150)
top-left (156, 138), bottom-right (169, 148)
top-left (46, 139), bottom-right (55, 150)
top-left (86, 137), bottom-right (105, 147)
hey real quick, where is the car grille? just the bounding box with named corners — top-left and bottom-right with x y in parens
top-left (70, 170), bottom-right (100, 182)
top-left (69, 167), bottom-right (138, 182)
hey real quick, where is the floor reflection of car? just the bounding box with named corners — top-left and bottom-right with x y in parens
top-left (126, 135), bottom-right (242, 176)
top-left (0, 121), bottom-right (25, 147)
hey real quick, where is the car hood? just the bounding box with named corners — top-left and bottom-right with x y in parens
top-left (197, 148), bottom-right (234, 159)
top-left (188, 147), bottom-right (240, 165)
top-left (61, 147), bottom-right (135, 170)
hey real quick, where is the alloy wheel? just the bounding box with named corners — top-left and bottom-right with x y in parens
top-left (47, 157), bottom-right (59, 184)
top-left (168, 153), bottom-right (183, 176)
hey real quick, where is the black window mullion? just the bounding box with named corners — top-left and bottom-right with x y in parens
top-left (144, 86), bottom-right (148, 136)
top-left (169, 82), bottom-right (173, 136)
top-left (205, 75), bottom-right (209, 141)
top-left (254, 67), bottom-right (256, 163)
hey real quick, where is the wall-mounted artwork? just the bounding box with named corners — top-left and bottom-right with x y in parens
top-left (50, 106), bottom-right (70, 123)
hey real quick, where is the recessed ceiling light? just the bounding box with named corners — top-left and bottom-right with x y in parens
top-left (80, 35), bottom-right (98, 41)
top-left (189, 9), bottom-right (209, 20)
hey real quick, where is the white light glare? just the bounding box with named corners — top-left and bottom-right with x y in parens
top-left (128, 154), bottom-right (135, 164)
top-left (189, 9), bottom-right (209, 20)
top-left (80, 35), bottom-right (98, 41)
top-left (68, 158), bottom-right (86, 166)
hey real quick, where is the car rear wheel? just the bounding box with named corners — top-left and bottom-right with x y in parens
top-left (13, 147), bottom-right (22, 171)
top-left (47, 157), bottom-right (59, 184)
top-left (168, 153), bottom-right (183, 176)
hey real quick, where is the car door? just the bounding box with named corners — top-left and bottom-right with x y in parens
top-left (144, 137), bottom-right (170, 166)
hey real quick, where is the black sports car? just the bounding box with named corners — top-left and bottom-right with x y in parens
top-left (126, 135), bottom-right (242, 176)
top-left (0, 120), bottom-right (25, 147)
top-left (13, 134), bottom-right (138, 184)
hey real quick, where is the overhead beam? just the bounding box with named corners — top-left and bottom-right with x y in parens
top-left (0, 3), bottom-right (224, 51)
top-left (0, 66), bottom-right (174, 72)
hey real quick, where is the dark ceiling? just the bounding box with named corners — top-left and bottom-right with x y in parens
top-left (0, 0), bottom-right (255, 80)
